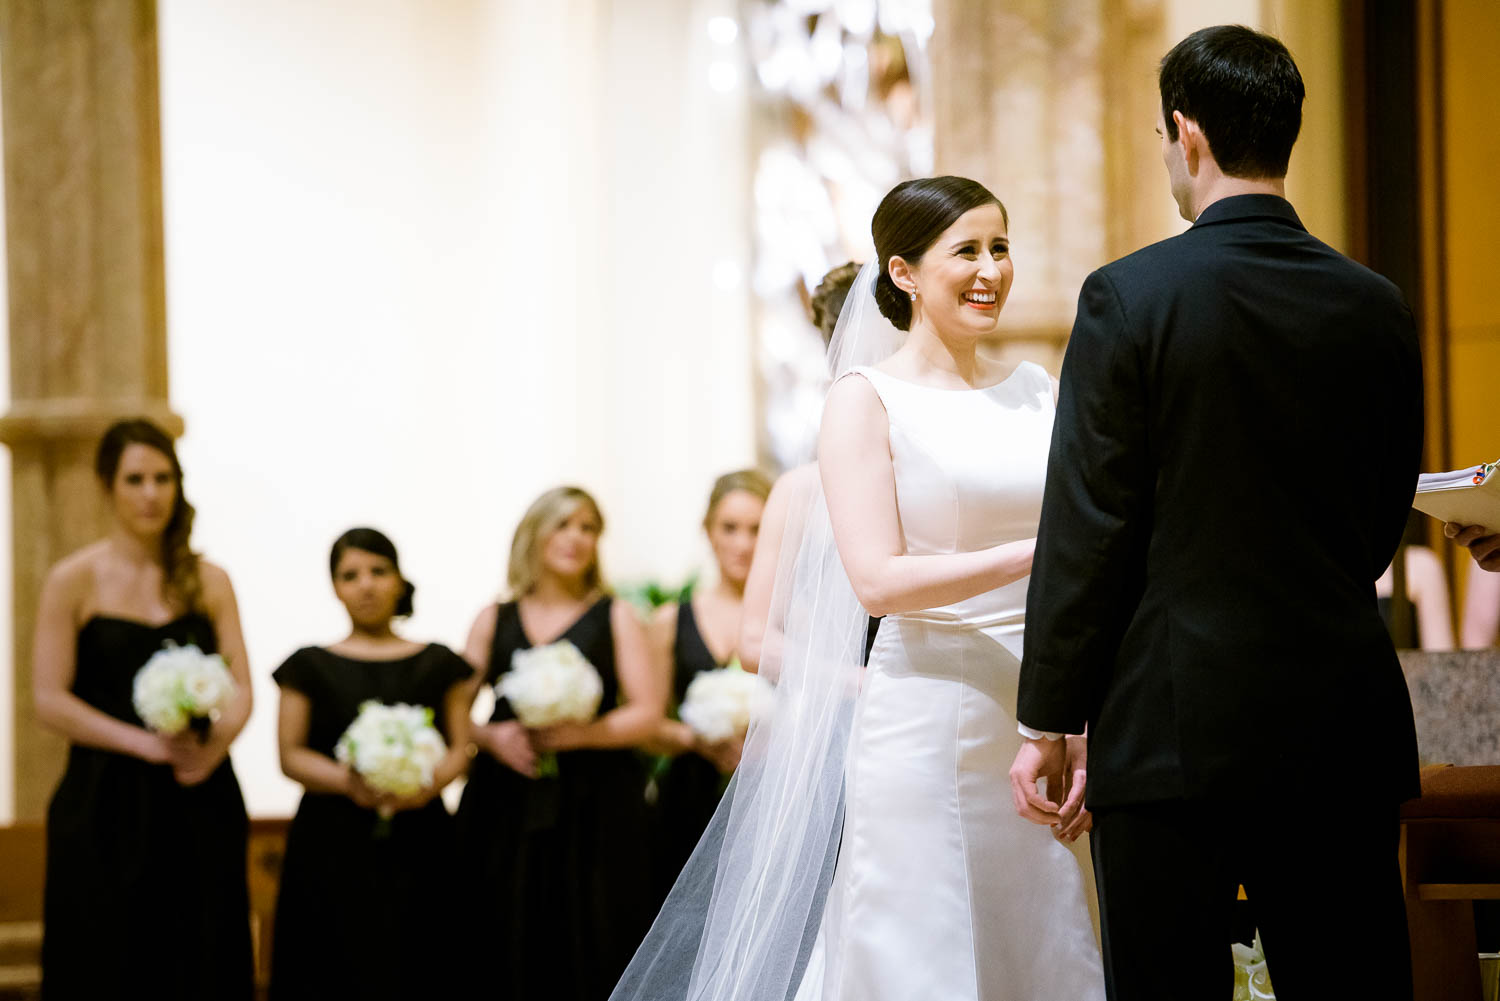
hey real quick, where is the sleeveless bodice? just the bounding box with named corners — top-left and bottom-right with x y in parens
top-left (673, 602), bottom-right (725, 702)
top-left (804, 361), bottom-right (1103, 1001)
top-left (484, 596), bottom-right (619, 720)
top-left (73, 612), bottom-right (219, 724)
top-left (853, 361), bottom-right (1054, 633)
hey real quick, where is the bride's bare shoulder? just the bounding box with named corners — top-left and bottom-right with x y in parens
top-left (825, 367), bottom-right (887, 419)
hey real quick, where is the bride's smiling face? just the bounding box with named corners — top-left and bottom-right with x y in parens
top-left (896, 202), bottom-right (1012, 340)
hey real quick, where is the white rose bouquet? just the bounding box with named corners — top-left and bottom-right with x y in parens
top-left (678, 659), bottom-right (774, 745)
top-left (131, 642), bottom-right (237, 739)
top-left (498, 640), bottom-right (604, 776)
top-left (334, 701), bottom-right (448, 821)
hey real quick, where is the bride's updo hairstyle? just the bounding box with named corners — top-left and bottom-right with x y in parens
top-left (871, 175), bottom-right (1008, 331)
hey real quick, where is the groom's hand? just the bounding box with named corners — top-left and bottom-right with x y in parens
top-left (1010, 737), bottom-right (1065, 825)
top-left (1053, 735), bottom-right (1092, 843)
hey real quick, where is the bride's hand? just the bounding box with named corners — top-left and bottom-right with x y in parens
top-left (1009, 737), bottom-right (1064, 825)
top-left (1053, 735), bottom-right (1091, 843)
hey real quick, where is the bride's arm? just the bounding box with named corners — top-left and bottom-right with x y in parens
top-left (818, 374), bottom-right (1035, 618)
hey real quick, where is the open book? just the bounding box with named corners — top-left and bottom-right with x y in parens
top-left (1412, 461), bottom-right (1499, 528)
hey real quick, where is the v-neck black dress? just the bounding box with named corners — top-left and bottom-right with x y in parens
top-left (652, 601), bottom-right (730, 901)
top-left (268, 643), bottom-right (472, 1000)
top-left (42, 613), bottom-right (253, 1000)
top-left (455, 597), bottom-right (655, 1001)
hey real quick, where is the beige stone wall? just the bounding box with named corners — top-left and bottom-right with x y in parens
top-left (0, 0), bottom-right (181, 821)
top-left (932, 0), bottom-right (1348, 375)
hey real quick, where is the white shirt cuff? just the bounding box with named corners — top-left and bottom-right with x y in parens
top-left (1017, 722), bottom-right (1064, 741)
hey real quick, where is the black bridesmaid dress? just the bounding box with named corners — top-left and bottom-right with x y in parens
top-left (42, 613), bottom-right (253, 1001)
top-left (268, 643), bottom-right (472, 1000)
top-left (653, 601), bottom-right (730, 900)
top-left (455, 596), bottom-right (656, 1001)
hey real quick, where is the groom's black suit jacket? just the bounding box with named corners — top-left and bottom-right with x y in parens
top-left (1018, 194), bottom-right (1424, 810)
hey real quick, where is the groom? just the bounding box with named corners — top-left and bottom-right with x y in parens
top-left (1011, 25), bottom-right (1423, 1001)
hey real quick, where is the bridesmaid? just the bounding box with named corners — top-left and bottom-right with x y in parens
top-left (269, 527), bottom-right (472, 999)
top-left (32, 419), bottom-right (254, 999)
top-left (456, 486), bottom-right (665, 1001)
top-left (647, 469), bottom-right (770, 900)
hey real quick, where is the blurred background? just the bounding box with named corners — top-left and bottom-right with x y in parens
top-left (0, 0), bottom-right (1493, 823)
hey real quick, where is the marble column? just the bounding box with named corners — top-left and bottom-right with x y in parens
top-left (932, 0), bottom-right (1113, 374)
top-left (0, 0), bottom-right (180, 821)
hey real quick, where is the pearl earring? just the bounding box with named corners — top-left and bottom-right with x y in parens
top-left (909, 290), bottom-right (917, 302)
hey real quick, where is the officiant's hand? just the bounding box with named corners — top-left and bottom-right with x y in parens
top-left (1010, 737), bottom-right (1065, 825)
top-left (1446, 522), bottom-right (1500, 572)
top-left (1053, 735), bottom-right (1092, 843)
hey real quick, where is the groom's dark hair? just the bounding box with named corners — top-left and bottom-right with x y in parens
top-left (1159, 25), bottom-right (1304, 179)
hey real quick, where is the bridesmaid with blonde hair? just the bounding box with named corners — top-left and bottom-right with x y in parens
top-left (456, 486), bottom-right (665, 1001)
top-left (647, 469), bottom-right (771, 899)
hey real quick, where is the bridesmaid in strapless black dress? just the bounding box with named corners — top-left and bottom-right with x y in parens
top-left (34, 420), bottom-right (254, 1000)
top-left (647, 470), bottom-right (771, 903)
top-left (456, 487), bottom-right (664, 1001)
top-left (269, 529), bottom-right (473, 1000)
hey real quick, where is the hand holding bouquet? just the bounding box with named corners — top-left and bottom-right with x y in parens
top-left (335, 701), bottom-right (448, 821)
top-left (679, 659), bottom-right (774, 745)
top-left (498, 640), bottom-right (604, 776)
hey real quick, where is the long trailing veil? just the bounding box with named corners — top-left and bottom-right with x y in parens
top-left (610, 261), bottom-right (902, 1001)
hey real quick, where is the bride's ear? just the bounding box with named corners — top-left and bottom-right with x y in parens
top-left (888, 256), bottom-right (917, 297)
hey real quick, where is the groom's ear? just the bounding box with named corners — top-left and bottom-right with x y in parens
top-left (888, 257), bottom-right (916, 297)
top-left (1173, 110), bottom-right (1207, 174)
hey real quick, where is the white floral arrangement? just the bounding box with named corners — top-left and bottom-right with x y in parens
top-left (131, 642), bottom-right (237, 737)
top-left (335, 701), bottom-right (448, 803)
top-left (498, 640), bottom-right (604, 778)
top-left (679, 659), bottom-right (774, 744)
top-left (499, 640), bottom-right (604, 728)
top-left (1232, 932), bottom-right (1275, 1000)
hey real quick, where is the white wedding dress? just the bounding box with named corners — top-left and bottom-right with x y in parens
top-left (796, 361), bottom-right (1105, 1001)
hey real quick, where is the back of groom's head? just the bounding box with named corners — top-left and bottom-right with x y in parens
top-left (1159, 25), bottom-right (1304, 179)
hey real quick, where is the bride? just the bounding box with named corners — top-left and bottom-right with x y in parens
top-left (613, 176), bottom-right (1105, 1000)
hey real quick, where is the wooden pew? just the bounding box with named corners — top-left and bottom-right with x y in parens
top-left (0, 824), bottom-right (43, 998)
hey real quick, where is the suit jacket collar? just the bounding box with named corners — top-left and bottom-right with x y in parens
top-left (1191, 193), bottom-right (1305, 232)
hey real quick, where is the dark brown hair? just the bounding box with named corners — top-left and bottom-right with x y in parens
top-left (330, 527), bottom-right (415, 618)
top-left (871, 176), bottom-right (1007, 331)
top-left (810, 261), bottom-right (863, 345)
top-left (95, 419), bottom-right (203, 612)
top-left (1158, 25), bottom-right (1303, 178)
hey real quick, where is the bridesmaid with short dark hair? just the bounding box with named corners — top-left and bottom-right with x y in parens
top-left (269, 527), bottom-right (472, 999)
top-left (32, 418), bottom-right (255, 1000)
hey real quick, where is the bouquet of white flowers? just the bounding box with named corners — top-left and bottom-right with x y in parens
top-left (498, 640), bottom-right (604, 776)
top-left (678, 659), bottom-right (774, 744)
top-left (132, 642), bottom-right (237, 738)
top-left (335, 701), bottom-right (448, 812)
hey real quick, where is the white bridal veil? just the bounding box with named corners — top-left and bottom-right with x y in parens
top-left (610, 261), bottom-right (903, 1001)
